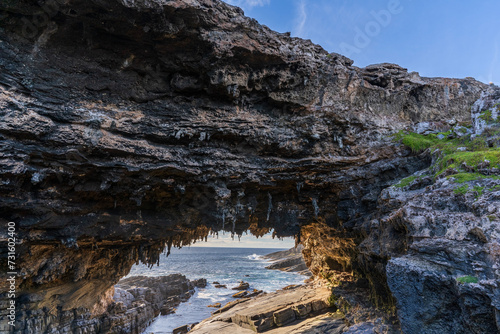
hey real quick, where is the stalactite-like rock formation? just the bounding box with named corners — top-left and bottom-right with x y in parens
top-left (0, 0), bottom-right (496, 333)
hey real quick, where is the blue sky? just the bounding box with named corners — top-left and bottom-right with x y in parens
top-left (226, 0), bottom-right (499, 84)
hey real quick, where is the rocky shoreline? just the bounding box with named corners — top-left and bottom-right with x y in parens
top-left (161, 247), bottom-right (311, 333)
top-left (263, 246), bottom-right (312, 277)
top-left (111, 275), bottom-right (207, 334)
top-left (117, 270), bottom-right (399, 334)
top-left (5, 273), bottom-right (207, 334)
top-left (178, 247), bottom-right (401, 333)
top-left (100, 247), bottom-right (310, 334)
top-left (189, 279), bottom-right (402, 334)
top-left (189, 284), bottom-right (332, 333)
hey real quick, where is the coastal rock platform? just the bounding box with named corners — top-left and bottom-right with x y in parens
top-left (190, 284), bottom-right (332, 333)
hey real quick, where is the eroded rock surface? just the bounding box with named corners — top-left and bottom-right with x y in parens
top-left (264, 245), bottom-right (311, 276)
top-left (380, 177), bottom-right (500, 333)
top-left (0, 272), bottom-right (203, 334)
top-left (190, 284), bottom-right (331, 333)
top-left (191, 282), bottom-right (401, 334)
top-left (0, 0), bottom-right (495, 332)
top-left (107, 274), bottom-right (206, 333)
top-left (360, 88), bottom-right (500, 333)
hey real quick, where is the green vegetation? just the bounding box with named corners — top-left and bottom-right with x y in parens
top-left (395, 175), bottom-right (419, 188)
top-left (393, 131), bottom-right (439, 152)
top-left (394, 127), bottom-right (500, 185)
top-left (327, 294), bottom-right (337, 308)
top-left (488, 215), bottom-right (497, 222)
top-left (320, 271), bottom-right (342, 287)
top-left (456, 275), bottom-right (478, 284)
top-left (454, 184), bottom-right (469, 195)
top-left (473, 186), bottom-right (485, 198)
top-left (448, 173), bottom-right (500, 183)
top-left (479, 110), bottom-right (494, 123)
top-left (440, 150), bottom-right (499, 171)
top-left (327, 294), bottom-right (352, 314)
top-left (468, 137), bottom-right (489, 151)
top-left (448, 173), bottom-right (488, 183)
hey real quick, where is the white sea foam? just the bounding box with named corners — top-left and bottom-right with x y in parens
top-left (135, 247), bottom-right (306, 334)
top-left (197, 290), bottom-right (221, 303)
top-left (247, 253), bottom-right (263, 260)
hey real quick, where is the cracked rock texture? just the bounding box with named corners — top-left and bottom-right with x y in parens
top-left (189, 284), bottom-right (333, 333)
top-left (0, 0), bottom-right (495, 333)
top-left (376, 89), bottom-right (500, 334)
top-left (379, 175), bottom-right (500, 333)
top-left (13, 273), bottom-right (204, 334)
top-left (108, 274), bottom-right (206, 334)
top-left (263, 245), bottom-right (311, 276)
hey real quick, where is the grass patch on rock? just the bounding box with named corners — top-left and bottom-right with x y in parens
top-left (448, 173), bottom-right (489, 183)
top-left (473, 186), bottom-right (485, 198)
top-left (453, 184), bottom-right (469, 195)
top-left (394, 128), bottom-right (500, 186)
top-left (394, 175), bottom-right (419, 188)
top-left (393, 132), bottom-right (439, 152)
top-left (438, 149), bottom-right (500, 172)
top-left (456, 275), bottom-right (478, 284)
top-left (479, 109), bottom-right (494, 123)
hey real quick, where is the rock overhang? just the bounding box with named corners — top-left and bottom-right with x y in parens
top-left (2, 0), bottom-right (473, 242)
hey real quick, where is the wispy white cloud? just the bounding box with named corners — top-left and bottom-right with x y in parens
top-left (225, 0), bottom-right (271, 10)
top-left (294, 0), bottom-right (307, 37)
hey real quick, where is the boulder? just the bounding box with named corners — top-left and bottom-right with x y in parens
top-left (208, 303), bottom-right (221, 308)
top-left (232, 291), bottom-right (248, 298)
top-left (193, 278), bottom-right (208, 288)
top-left (232, 281), bottom-right (250, 290)
top-left (173, 324), bottom-right (190, 334)
top-left (292, 303), bottom-right (312, 318)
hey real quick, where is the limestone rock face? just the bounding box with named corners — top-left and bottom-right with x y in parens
top-left (5, 273), bottom-right (201, 334)
top-left (379, 177), bottom-right (500, 333)
top-left (359, 91), bottom-right (500, 333)
top-left (0, 0), bottom-right (493, 333)
top-left (472, 86), bottom-right (500, 135)
top-left (107, 274), bottom-right (202, 333)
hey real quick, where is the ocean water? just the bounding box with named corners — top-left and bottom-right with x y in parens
top-left (126, 246), bottom-right (307, 334)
